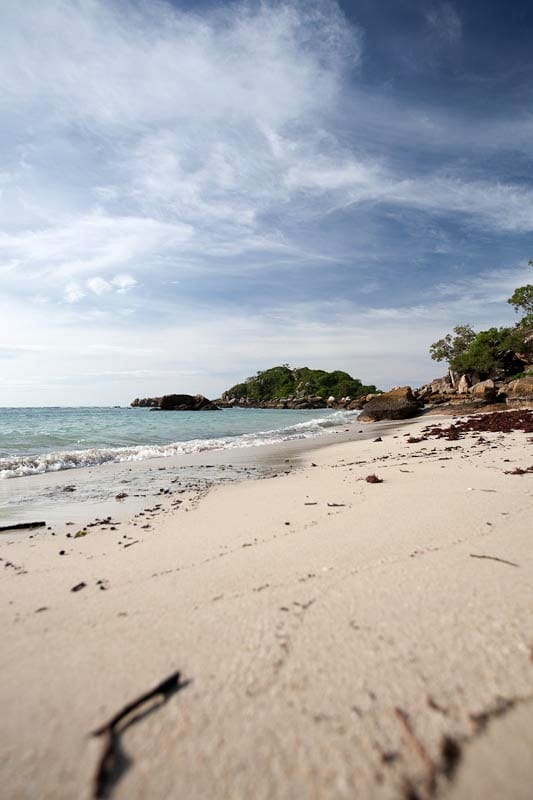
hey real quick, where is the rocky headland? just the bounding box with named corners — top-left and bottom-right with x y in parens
top-left (130, 373), bottom-right (533, 420)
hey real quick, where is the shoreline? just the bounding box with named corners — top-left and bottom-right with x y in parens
top-left (1, 411), bottom-right (532, 799)
top-left (0, 413), bottom-right (398, 529)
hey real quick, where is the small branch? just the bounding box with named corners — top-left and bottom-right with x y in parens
top-left (469, 553), bottom-right (519, 567)
top-left (92, 671), bottom-right (183, 737)
top-left (0, 521), bottom-right (46, 532)
top-left (91, 671), bottom-right (188, 799)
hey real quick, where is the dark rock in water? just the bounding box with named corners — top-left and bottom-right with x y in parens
top-left (159, 394), bottom-right (219, 411)
top-left (131, 397), bottom-right (161, 408)
top-left (358, 387), bottom-right (421, 422)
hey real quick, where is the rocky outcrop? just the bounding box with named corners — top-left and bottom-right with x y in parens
top-left (159, 394), bottom-right (219, 411)
top-left (131, 397), bottom-right (161, 408)
top-left (504, 376), bottom-right (533, 408)
top-left (216, 392), bottom-right (380, 411)
top-left (217, 395), bottom-right (328, 410)
top-left (358, 387), bottom-right (421, 422)
top-left (416, 370), bottom-right (533, 411)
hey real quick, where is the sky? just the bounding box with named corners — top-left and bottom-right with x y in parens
top-left (1, 0), bottom-right (532, 406)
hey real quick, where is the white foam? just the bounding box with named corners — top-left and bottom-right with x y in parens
top-left (0, 409), bottom-right (359, 479)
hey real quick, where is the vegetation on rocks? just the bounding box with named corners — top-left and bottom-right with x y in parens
top-left (223, 365), bottom-right (377, 403)
top-left (429, 263), bottom-right (533, 380)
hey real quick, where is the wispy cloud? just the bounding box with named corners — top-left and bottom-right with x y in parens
top-left (0, 0), bottom-right (531, 403)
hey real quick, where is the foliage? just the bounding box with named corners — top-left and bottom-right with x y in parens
top-left (429, 324), bottom-right (477, 364)
top-left (451, 327), bottom-right (526, 377)
top-left (224, 365), bottom-right (378, 401)
top-left (429, 260), bottom-right (533, 378)
top-left (507, 259), bottom-right (533, 325)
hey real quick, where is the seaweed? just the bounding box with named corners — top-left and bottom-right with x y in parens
top-left (92, 671), bottom-right (189, 799)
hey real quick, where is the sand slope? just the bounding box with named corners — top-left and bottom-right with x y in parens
top-left (1, 415), bottom-right (532, 800)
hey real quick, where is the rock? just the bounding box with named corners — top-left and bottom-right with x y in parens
top-left (457, 374), bottom-right (470, 394)
top-left (347, 398), bottom-right (365, 410)
top-left (131, 397), bottom-right (161, 408)
top-left (159, 394), bottom-right (219, 411)
top-left (358, 387), bottom-right (421, 422)
top-left (470, 379), bottom-right (497, 401)
top-left (415, 384), bottom-right (432, 401)
top-left (430, 376), bottom-right (454, 394)
top-left (505, 376), bottom-right (533, 408)
top-left (326, 396), bottom-right (336, 407)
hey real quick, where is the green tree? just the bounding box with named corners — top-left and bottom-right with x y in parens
top-left (452, 327), bottom-right (525, 377)
top-left (507, 260), bottom-right (533, 324)
top-left (429, 324), bottom-right (477, 364)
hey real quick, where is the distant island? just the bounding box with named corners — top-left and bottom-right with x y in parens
top-left (131, 365), bottom-right (380, 411)
top-left (221, 365), bottom-right (378, 408)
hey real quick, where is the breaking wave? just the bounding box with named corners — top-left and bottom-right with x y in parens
top-left (0, 410), bottom-right (359, 479)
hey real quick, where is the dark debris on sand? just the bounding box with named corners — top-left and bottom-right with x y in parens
top-left (422, 410), bottom-right (533, 441)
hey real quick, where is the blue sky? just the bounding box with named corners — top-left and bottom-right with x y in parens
top-left (1, 0), bottom-right (532, 405)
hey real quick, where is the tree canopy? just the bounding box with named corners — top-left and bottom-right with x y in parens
top-left (429, 324), bottom-right (477, 364)
top-left (507, 260), bottom-right (533, 324)
top-left (429, 261), bottom-right (533, 378)
top-left (224, 365), bottom-right (377, 402)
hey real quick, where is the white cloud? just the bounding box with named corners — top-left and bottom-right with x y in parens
top-left (87, 277), bottom-right (112, 296)
top-left (0, 0), bottom-right (531, 404)
top-left (64, 282), bottom-right (85, 303)
top-left (0, 214), bottom-right (192, 299)
top-left (112, 274), bottom-right (137, 292)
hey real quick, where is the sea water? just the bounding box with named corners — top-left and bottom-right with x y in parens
top-left (0, 406), bottom-right (359, 479)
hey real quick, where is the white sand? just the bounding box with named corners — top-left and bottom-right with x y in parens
top-left (1, 414), bottom-right (532, 800)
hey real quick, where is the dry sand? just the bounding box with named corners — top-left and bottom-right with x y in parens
top-left (1, 413), bottom-right (532, 800)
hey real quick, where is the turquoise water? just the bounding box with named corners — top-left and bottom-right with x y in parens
top-left (0, 406), bottom-right (358, 478)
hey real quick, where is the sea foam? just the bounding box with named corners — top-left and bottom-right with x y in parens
top-left (0, 410), bottom-right (358, 478)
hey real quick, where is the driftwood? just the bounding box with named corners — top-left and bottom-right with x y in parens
top-left (92, 671), bottom-right (188, 799)
top-left (0, 521), bottom-right (46, 532)
top-left (469, 553), bottom-right (519, 567)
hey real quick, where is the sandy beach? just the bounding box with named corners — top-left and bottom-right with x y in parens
top-left (1, 411), bottom-right (532, 800)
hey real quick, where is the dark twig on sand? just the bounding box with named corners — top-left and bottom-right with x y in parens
top-left (92, 671), bottom-right (188, 799)
top-left (0, 521), bottom-right (46, 532)
top-left (469, 553), bottom-right (519, 567)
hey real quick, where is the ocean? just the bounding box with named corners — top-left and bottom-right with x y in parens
top-left (0, 406), bottom-right (359, 479)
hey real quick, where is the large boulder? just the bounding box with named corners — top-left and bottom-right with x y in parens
top-left (159, 394), bottom-right (219, 411)
top-left (430, 377), bottom-right (455, 395)
top-left (505, 376), bottom-right (533, 408)
top-left (358, 386), bottom-right (421, 422)
top-left (470, 379), bottom-right (497, 402)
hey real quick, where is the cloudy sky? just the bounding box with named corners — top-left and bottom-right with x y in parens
top-left (1, 0), bottom-right (532, 405)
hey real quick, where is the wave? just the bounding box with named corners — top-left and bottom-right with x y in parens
top-left (0, 410), bottom-right (359, 479)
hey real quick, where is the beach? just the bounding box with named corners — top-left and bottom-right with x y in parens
top-left (1, 412), bottom-right (532, 800)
